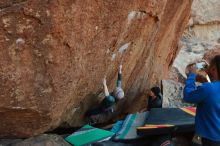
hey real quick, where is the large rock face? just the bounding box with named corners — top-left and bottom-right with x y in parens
top-left (0, 0), bottom-right (192, 138)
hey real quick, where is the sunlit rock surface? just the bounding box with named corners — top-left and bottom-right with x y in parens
top-left (0, 0), bottom-right (192, 137)
top-left (173, 0), bottom-right (220, 78)
top-left (162, 80), bottom-right (192, 108)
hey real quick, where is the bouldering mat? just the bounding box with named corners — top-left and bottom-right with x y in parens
top-left (112, 112), bottom-right (149, 141)
top-left (137, 107), bottom-right (196, 136)
top-left (65, 125), bottom-right (114, 146)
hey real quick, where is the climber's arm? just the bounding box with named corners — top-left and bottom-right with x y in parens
top-left (103, 78), bottom-right (110, 96)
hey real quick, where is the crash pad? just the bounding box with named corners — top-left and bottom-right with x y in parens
top-left (111, 120), bottom-right (124, 133)
top-left (112, 112), bottom-right (149, 141)
top-left (65, 125), bottom-right (114, 146)
top-left (137, 107), bottom-right (196, 136)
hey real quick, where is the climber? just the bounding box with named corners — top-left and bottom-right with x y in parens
top-left (147, 86), bottom-right (163, 111)
top-left (86, 65), bottom-right (124, 123)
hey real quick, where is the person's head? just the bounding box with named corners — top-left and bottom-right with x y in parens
top-left (207, 55), bottom-right (220, 81)
top-left (114, 87), bottom-right (124, 100)
top-left (149, 86), bottom-right (161, 97)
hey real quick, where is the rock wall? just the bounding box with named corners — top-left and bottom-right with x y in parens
top-left (162, 80), bottom-right (192, 108)
top-left (0, 0), bottom-right (192, 138)
top-left (167, 0), bottom-right (220, 109)
top-left (173, 0), bottom-right (220, 78)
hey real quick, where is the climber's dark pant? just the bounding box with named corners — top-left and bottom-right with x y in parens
top-left (86, 102), bottom-right (114, 117)
top-left (86, 105), bottom-right (114, 124)
top-left (117, 73), bottom-right (122, 88)
top-left (86, 105), bottom-right (104, 117)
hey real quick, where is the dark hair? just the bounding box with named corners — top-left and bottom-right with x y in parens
top-left (211, 55), bottom-right (220, 80)
top-left (151, 87), bottom-right (161, 96)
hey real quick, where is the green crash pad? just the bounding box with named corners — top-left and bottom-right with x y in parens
top-left (65, 125), bottom-right (114, 146)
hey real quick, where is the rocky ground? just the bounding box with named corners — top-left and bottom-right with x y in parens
top-left (0, 134), bottom-right (71, 146)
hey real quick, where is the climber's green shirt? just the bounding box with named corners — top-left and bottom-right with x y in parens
top-left (102, 95), bottom-right (115, 109)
